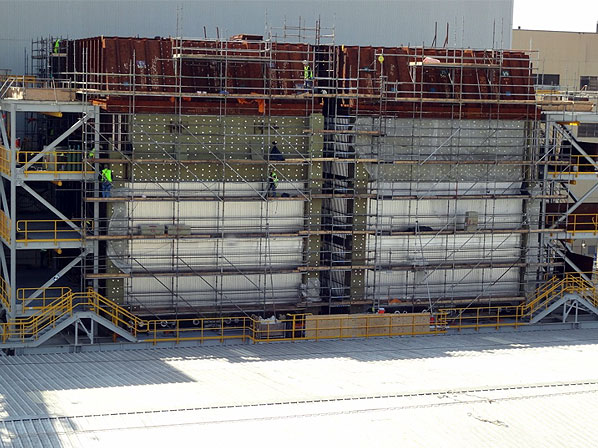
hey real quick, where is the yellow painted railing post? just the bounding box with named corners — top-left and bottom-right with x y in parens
top-left (316, 317), bottom-right (320, 341)
top-left (291, 315), bottom-right (296, 342)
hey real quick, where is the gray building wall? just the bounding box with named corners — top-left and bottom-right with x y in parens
top-left (0, 0), bottom-right (513, 75)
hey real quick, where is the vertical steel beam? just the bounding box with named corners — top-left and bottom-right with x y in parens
top-left (0, 178), bottom-right (9, 220)
top-left (93, 106), bottom-right (100, 292)
top-left (9, 104), bottom-right (16, 318)
top-left (0, 113), bottom-right (9, 150)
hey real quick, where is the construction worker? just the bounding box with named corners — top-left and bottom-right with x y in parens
top-left (100, 165), bottom-right (113, 198)
top-left (303, 60), bottom-right (313, 89)
top-left (269, 141), bottom-right (284, 161)
top-left (53, 39), bottom-right (60, 54)
top-left (267, 170), bottom-right (279, 197)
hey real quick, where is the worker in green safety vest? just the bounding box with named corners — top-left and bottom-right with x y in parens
top-left (303, 60), bottom-right (313, 89)
top-left (101, 165), bottom-right (113, 198)
top-left (53, 39), bottom-right (60, 54)
top-left (267, 170), bottom-right (279, 197)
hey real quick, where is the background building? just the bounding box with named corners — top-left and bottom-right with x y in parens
top-left (513, 28), bottom-right (598, 90)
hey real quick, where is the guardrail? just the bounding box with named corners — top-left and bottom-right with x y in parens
top-left (1, 289), bottom-right (441, 345)
top-left (547, 155), bottom-right (598, 177)
top-left (0, 144), bottom-right (10, 175)
top-left (437, 274), bottom-right (597, 331)
top-left (18, 150), bottom-right (89, 174)
top-left (0, 275), bottom-right (10, 313)
top-left (546, 213), bottom-right (598, 235)
top-left (16, 219), bottom-right (83, 244)
top-left (0, 209), bottom-right (9, 242)
top-left (3, 274), bottom-right (596, 346)
top-left (17, 287), bottom-right (72, 312)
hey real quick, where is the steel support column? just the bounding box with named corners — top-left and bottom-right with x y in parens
top-left (92, 107), bottom-right (100, 292)
top-left (9, 104), bottom-right (16, 318)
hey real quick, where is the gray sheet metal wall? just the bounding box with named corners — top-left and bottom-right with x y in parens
top-left (361, 117), bottom-right (535, 304)
top-left (0, 1), bottom-right (513, 74)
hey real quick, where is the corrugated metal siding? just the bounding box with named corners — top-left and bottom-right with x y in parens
top-left (367, 234), bottom-right (522, 265)
top-left (119, 199), bottom-right (304, 232)
top-left (367, 197), bottom-right (524, 230)
top-left (367, 266), bottom-right (520, 301)
top-left (127, 238), bottom-right (302, 271)
top-left (127, 273), bottom-right (301, 307)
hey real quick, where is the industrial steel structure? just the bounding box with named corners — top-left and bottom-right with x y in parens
top-left (1, 26), bottom-right (598, 351)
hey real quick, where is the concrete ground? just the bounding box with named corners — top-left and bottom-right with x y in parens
top-left (1, 328), bottom-right (598, 447)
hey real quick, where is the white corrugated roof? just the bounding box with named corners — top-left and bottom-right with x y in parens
top-left (1, 329), bottom-right (598, 447)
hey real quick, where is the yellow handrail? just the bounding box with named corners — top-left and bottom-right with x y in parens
top-left (0, 209), bottom-right (9, 242)
top-left (0, 289), bottom-right (441, 345)
top-left (16, 219), bottom-right (84, 244)
top-left (0, 275), bottom-right (10, 313)
top-left (17, 287), bottom-right (72, 312)
top-left (0, 144), bottom-right (10, 175)
top-left (2, 273), bottom-right (596, 345)
top-left (548, 154), bottom-right (598, 177)
top-left (17, 150), bottom-right (90, 174)
top-left (438, 273), bottom-right (598, 331)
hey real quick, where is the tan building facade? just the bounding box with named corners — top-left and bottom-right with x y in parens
top-left (513, 29), bottom-right (598, 91)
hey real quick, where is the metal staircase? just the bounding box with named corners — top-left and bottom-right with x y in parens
top-left (436, 274), bottom-right (598, 329)
top-left (525, 275), bottom-right (598, 324)
top-left (0, 290), bottom-right (138, 348)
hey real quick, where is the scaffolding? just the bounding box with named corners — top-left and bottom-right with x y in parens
top-left (3, 26), bottom-right (598, 339)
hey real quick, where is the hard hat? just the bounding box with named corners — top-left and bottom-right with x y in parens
top-left (303, 60), bottom-right (308, 64)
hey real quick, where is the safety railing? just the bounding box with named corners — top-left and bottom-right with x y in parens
top-left (3, 273), bottom-right (596, 345)
top-left (17, 150), bottom-right (89, 174)
top-left (0, 275), bottom-right (10, 313)
top-left (547, 155), bottom-right (598, 177)
top-left (16, 219), bottom-right (83, 244)
top-left (1, 292), bottom-right (74, 343)
top-left (17, 287), bottom-right (72, 312)
top-left (0, 144), bottom-right (10, 175)
top-left (1, 288), bottom-right (441, 345)
top-left (0, 75), bottom-right (38, 87)
top-left (250, 312), bottom-right (440, 342)
top-left (546, 213), bottom-right (598, 235)
top-left (437, 273), bottom-right (598, 331)
top-left (0, 209), bottom-right (9, 242)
